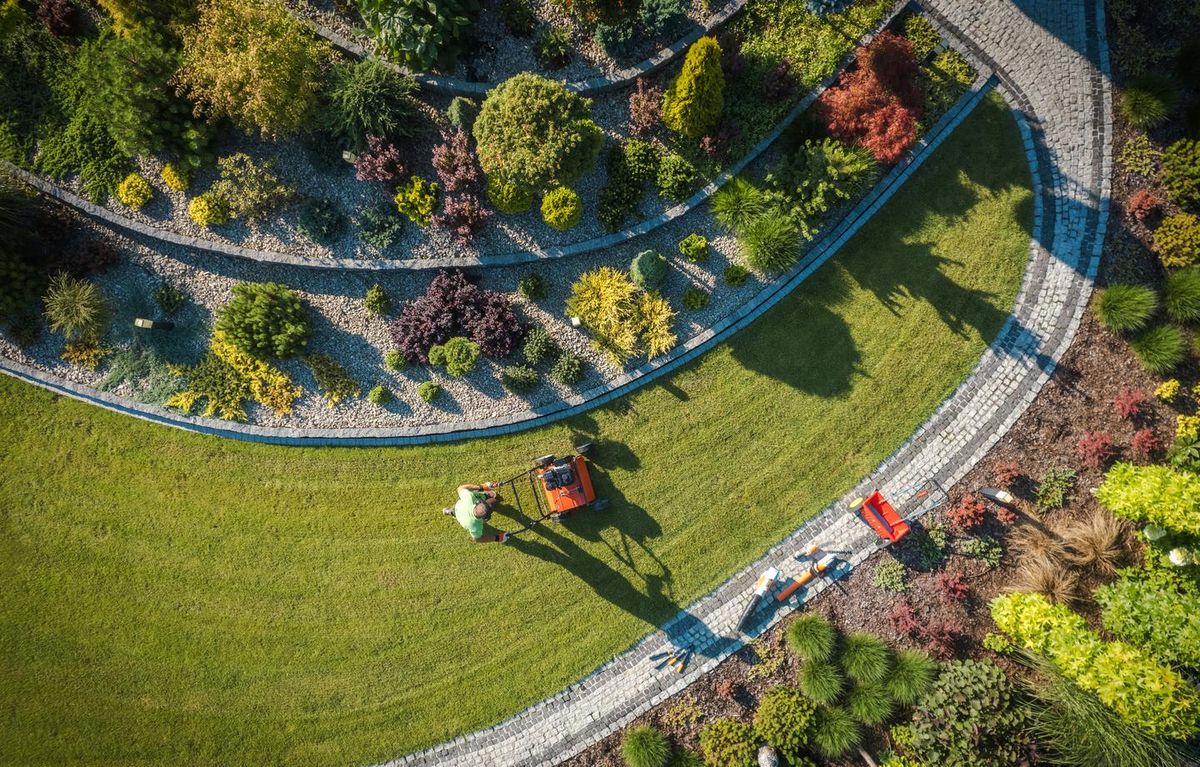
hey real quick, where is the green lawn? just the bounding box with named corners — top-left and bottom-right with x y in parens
top-left (0, 92), bottom-right (1032, 767)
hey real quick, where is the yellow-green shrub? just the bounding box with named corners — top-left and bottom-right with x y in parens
top-left (1153, 212), bottom-right (1200, 268)
top-left (662, 36), bottom-right (724, 138)
top-left (116, 173), bottom-right (153, 211)
top-left (541, 186), bottom-right (582, 230)
top-left (188, 193), bottom-right (231, 227)
top-left (565, 266), bottom-right (676, 363)
top-left (160, 163), bottom-right (189, 192)
top-left (395, 175), bottom-right (438, 227)
top-left (1096, 462), bottom-right (1200, 537)
top-left (167, 330), bottom-right (301, 420)
top-left (990, 591), bottom-right (1200, 739)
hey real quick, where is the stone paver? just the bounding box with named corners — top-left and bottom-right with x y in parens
top-left (366, 0), bottom-right (1112, 764)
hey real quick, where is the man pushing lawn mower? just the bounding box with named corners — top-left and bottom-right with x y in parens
top-left (442, 444), bottom-right (609, 545)
top-left (444, 482), bottom-right (511, 544)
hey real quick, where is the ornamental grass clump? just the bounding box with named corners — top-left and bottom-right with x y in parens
top-left (473, 73), bottom-right (603, 191)
top-left (845, 681), bottom-right (894, 725)
top-left (810, 705), bottom-right (861, 760)
top-left (1011, 550), bottom-right (1079, 605)
top-left (1023, 657), bottom-right (1189, 767)
top-left (840, 632), bottom-right (890, 684)
top-left (787, 613), bottom-right (835, 663)
top-left (1094, 284), bottom-right (1157, 332)
top-left (1153, 212), bottom-right (1200, 268)
top-left (1164, 266), bottom-right (1200, 322)
top-left (621, 724), bottom-right (670, 767)
top-left (1130, 325), bottom-right (1186, 374)
top-left (990, 591), bottom-right (1200, 739)
top-left (43, 272), bottom-right (109, 344)
top-left (711, 176), bottom-right (766, 231)
top-left (1120, 74), bottom-right (1177, 128)
top-left (740, 209), bottom-right (801, 274)
top-left (322, 58), bottom-right (418, 151)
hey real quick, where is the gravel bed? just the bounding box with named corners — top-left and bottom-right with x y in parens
top-left (57, 77), bottom-right (680, 264)
top-left (0, 198), bottom-right (751, 430)
top-left (285, 0), bottom-right (715, 83)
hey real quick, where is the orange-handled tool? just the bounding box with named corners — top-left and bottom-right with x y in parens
top-left (776, 550), bottom-right (836, 602)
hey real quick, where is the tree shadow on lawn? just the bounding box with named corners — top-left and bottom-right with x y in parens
top-left (732, 158), bottom-right (1035, 397)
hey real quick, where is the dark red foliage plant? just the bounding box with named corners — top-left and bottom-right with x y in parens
top-left (700, 121), bottom-right (740, 161)
top-left (888, 601), bottom-right (922, 638)
top-left (355, 136), bottom-right (407, 185)
top-left (1113, 387), bottom-right (1148, 420)
top-left (921, 618), bottom-right (961, 660)
top-left (1076, 431), bottom-right (1115, 469)
top-left (1126, 188), bottom-right (1162, 224)
top-left (38, 0), bottom-right (78, 36)
top-left (432, 194), bottom-right (490, 244)
top-left (933, 570), bottom-right (970, 604)
top-left (818, 30), bottom-right (923, 164)
top-left (991, 460), bottom-right (1020, 488)
top-left (715, 678), bottom-right (736, 699)
top-left (1131, 427), bottom-right (1162, 461)
top-left (390, 270), bottom-right (524, 363)
top-left (628, 78), bottom-right (664, 136)
top-left (946, 494), bottom-right (986, 533)
top-left (432, 129), bottom-right (480, 194)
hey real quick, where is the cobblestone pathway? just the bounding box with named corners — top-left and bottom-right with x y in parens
top-left (381, 0), bottom-right (1112, 764)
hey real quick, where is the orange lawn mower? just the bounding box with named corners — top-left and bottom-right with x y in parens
top-left (497, 443), bottom-right (609, 537)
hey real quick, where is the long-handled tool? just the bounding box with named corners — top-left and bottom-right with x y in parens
top-left (735, 567), bottom-right (779, 633)
top-left (654, 645), bottom-right (690, 671)
top-left (776, 548), bottom-right (838, 602)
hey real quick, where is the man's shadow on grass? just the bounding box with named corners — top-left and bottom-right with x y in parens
top-left (489, 442), bottom-right (715, 648)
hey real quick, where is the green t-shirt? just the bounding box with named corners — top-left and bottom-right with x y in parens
top-left (453, 487), bottom-right (485, 539)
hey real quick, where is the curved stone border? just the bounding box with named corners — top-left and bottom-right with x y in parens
top-left (0, 1), bottom-right (906, 273)
top-left (295, 0), bottom-right (746, 97)
top-left (364, 0), bottom-right (1110, 762)
top-left (0, 70), bottom-right (995, 446)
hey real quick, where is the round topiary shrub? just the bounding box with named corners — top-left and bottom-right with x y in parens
top-left (1163, 139), bottom-right (1200, 211)
top-left (215, 282), bottom-right (311, 359)
top-left (367, 384), bottom-right (392, 405)
top-left (753, 686), bottom-right (816, 760)
top-left (384, 349), bottom-right (407, 370)
top-left (418, 380), bottom-right (441, 402)
top-left (678, 232), bottom-right (708, 262)
top-left (1153, 212), bottom-right (1200, 268)
top-left (631, 250), bottom-right (668, 288)
top-left (1094, 284), bottom-right (1157, 332)
top-left (845, 681), bottom-right (895, 725)
top-left (487, 176), bottom-right (534, 214)
top-left (473, 73), bottom-right (604, 191)
top-left (657, 152), bottom-right (699, 202)
top-left (523, 326), bottom-right (556, 363)
top-left (682, 287), bottom-right (709, 311)
top-left (428, 336), bottom-right (481, 376)
top-left (622, 724), bottom-right (670, 767)
top-left (841, 632), bottom-right (891, 684)
top-left (909, 659), bottom-right (1032, 767)
top-left (698, 718), bottom-right (755, 767)
top-left (541, 186), bottom-right (582, 230)
top-left (886, 648), bottom-right (936, 706)
top-left (662, 36), bottom-right (724, 138)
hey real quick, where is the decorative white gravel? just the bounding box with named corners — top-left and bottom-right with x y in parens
top-left (0, 200), bottom-right (753, 430)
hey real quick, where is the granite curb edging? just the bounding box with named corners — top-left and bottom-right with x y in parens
top-left (0, 71), bottom-right (995, 446)
top-left (0, 1), bottom-right (909, 273)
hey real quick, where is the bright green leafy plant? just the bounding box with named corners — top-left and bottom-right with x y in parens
top-left (357, 0), bottom-right (480, 71)
top-left (698, 718), bottom-right (755, 767)
top-left (990, 591), bottom-right (1200, 739)
top-left (1097, 462), bottom-right (1200, 537)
